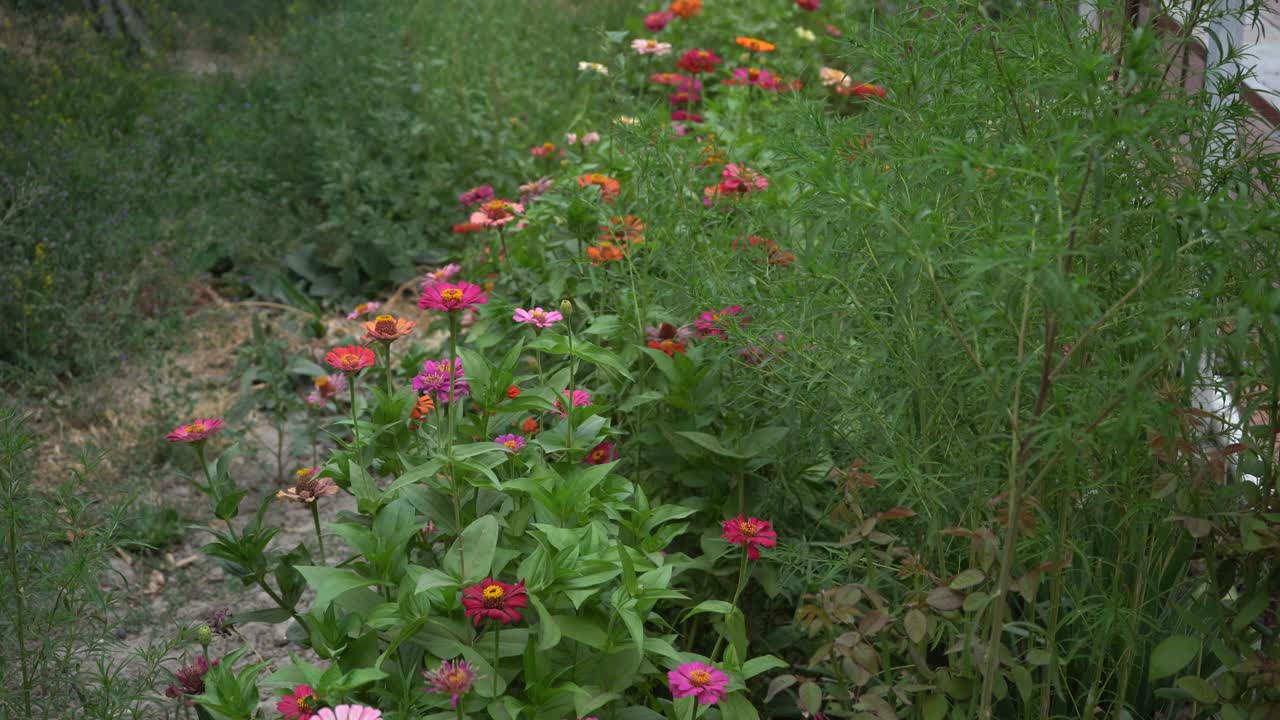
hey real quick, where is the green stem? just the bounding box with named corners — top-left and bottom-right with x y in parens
top-left (710, 549), bottom-right (751, 662)
top-left (566, 323), bottom-right (576, 451)
top-left (447, 314), bottom-right (465, 581)
top-left (492, 623), bottom-right (501, 696)
top-left (457, 696), bottom-right (466, 720)
top-left (310, 501), bottom-right (326, 565)
top-left (382, 342), bottom-right (394, 397)
top-left (349, 376), bottom-right (361, 446)
top-left (7, 490), bottom-right (32, 717)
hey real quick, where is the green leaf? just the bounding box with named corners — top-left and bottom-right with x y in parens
top-left (798, 681), bottom-right (823, 715)
top-left (529, 594), bottom-right (562, 651)
top-left (570, 339), bottom-right (634, 380)
top-left (718, 693), bottom-right (760, 720)
top-left (740, 426), bottom-right (789, 456)
top-left (1175, 675), bottom-right (1219, 704)
top-left (1149, 635), bottom-right (1200, 681)
top-left (682, 599), bottom-right (735, 621)
top-left (904, 609), bottom-right (928, 644)
top-left (617, 540), bottom-right (639, 596)
top-left (555, 614), bottom-right (610, 649)
top-left (674, 431), bottom-right (746, 459)
top-left (741, 655), bottom-right (788, 680)
top-left (724, 608), bottom-right (748, 661)
top-left (614, 707), bottom-right (666, 720)
top-left (950, 568), bottom-right (986, 590)
top-left (414, 567), bottom-right (460, 594)
top-left (920, 693), bottom-right (948, 720)
top-left (444, 515), bottom-right (501, 584)
top-left (295, 566), bottom-right (378, 610)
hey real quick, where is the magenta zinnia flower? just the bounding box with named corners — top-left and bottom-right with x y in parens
top-left (315, 706), bottom-right (382, 720)
top-left (494, 433), bottom-right (527, 453)
top-left (418, 281), bottom-right (488, 313)
top-left (165, 418), bottom-right (224, 443)
top-left (278, 685), bottom-right (322, 720)
top-left (668, 662), bottom-right (729, 705)
top-left (346, 301), bottom-right (380, 320)
top-left (644, 10), bottom-right (674, 31)
top-left (583, 441), bottom-right (618, 465)
top-left (694, 305), bottom-right (749, 338)
top-left (721, 515), bottom-right (778, 560)
top-left (459, 185), bottom-right (495, 208)
top-left (461, 578), bottom-right (529, 626)
top-left (165, 657), bottom-right (217, 699)
top-left (424, 659), bottom-right (478, 708)
top-left (554, 389), bottom-right (593, 417)
top-left (727, 67), bottom-right (780, 90)
top-left (513, 307), bottom-right (563, 328)
top-left (720, 164), bottom-right (769, 193)
top-left (412, 357), bottom-right (470, 403)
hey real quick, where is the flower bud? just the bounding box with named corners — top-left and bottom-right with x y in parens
top-left (560, 299), bottom-right (573, 317)
top-left (197, 624), bottom-right (212, 648)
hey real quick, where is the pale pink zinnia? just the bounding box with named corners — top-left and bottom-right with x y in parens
top-left (632, 38), bottom-right (673, 56)
top-left (513, 307), bottom-right (563, 329)
top-left (668, 662), bottom-right (729, 705)
top-left (314, 705), bottom-right (382, 720)
top-left (469, 199), bottom-right (525, 228)
top-left (346, 301), bottom-right (381, 320)
top-left (580, 132), bottom-right (601, 146)
top-left (306, 373), bottom-right (348, 405)
top-left (421, 263), bottom-right (462, 289)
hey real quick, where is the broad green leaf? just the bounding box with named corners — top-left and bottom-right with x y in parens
top-left (444, 515), bottom-right (500, 584)
top-left (950, 568), bottom-right (986, 590)
top-left (555, 614), bottom-right (610, 648)
top-left (741, 655), bottom-right (788, 679)
top-left (529, 594), bottom-right (562, 651)
top-left (718, 692), bottom-right (760, 720)
top-left (904, 609), bottom-right (927, 644)
top-left (920, 693), bottom-right (948, 720)
top-left (570, 339), bottom-right (634, 380)
top-left (1149, 635), bottom-right (1200, 680)
top-left (683, 599), bottom-right (735, 621)
top-left (295, 566), bottom-right (378, 610)
top-left (725, 608), bottom-right (748, 661)
top-left (798, 681), bottom-right (823, 715)
top-left (675, 431), bottom-right (746, 459)
top-left (1175, 675), bottom-right (1218, 704)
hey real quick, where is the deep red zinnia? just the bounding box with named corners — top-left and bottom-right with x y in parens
top-left (676, 49), bottom-right (721, 74)
top-left (461, 578), bottom-right (529, 626)
top-left (721, 515), bottom-right (778, 560)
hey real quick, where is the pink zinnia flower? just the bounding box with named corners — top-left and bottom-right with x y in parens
top-left (469, 199), bottom-right (525, 228)
top-left (671, 110), bottom-right (704, 123)
top-left (721, 515), bottom-right (778, 560)
top-left (580, 131), bottom-right (601, 145)
top-left (518, 176), bottom-right (554, 204)
top-left (412, 357), bottom-right (470, 403)
top-left (694, 305), bottom-right (749, 337)
top-left (418, 281), bottom-right (488, 313)
top-left (644, 10), bottom-right (674, 31)
top-left (825, 23), bottom-right (843, 37)
top-left (278, 685), bottom-right (322, 720)
top-left (632, 38), bottom-right (673, 56)
top-left (583, 441), bottom-right (617, 465)
top-left (325, 345), bottom-right (377, 373)
top-left (721, 164), bottom-right (769, 193)
top-left (795, 0), bottom-right (820, 9)
top-left (458, 185), bottom-right (495, 207)
top-left (314, 706), bottom-right (382, 720)
top-left (461, 578), bottom-right (529, 626)
top-left (424, 659), bottom-right (478, 709)
top-left (422, 263), bottom-right (462, 289)
top-left (668, 662), bottom-right (729, 705)
top-left (513, 307), bottom-right (563, 328)
top-left (346, 301), bottom-right (381, 320)
top-left (669, 91), bottom-right (701, 106)
top-left (307, 374), bottom-right (348, 405)
top-left (554, 389), bottom-right (593, 417)
top-left (494, 433), bottom-right (527, 453)
top-left (727, 67), bottom-right (780, 90)
top-left (165, 418), bottom-right (224, 443)
top-left (529, 142), bottom-right (559, 158)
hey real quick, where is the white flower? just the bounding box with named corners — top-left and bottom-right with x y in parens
top-left (577, 61), bottom-right (609, 76)
top-left (631, 38), bottom-right (673, 56)
top-left (795, 27), bottom-right (816, 42)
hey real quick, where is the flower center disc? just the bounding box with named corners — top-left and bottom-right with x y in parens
top-left (441, 289), bottom-right (463, 303)
top-left (689, 670), bottom-right (712, 686)
top-left (483, 585), bottom-right (505, 605)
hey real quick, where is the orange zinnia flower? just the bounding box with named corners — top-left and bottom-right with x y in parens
top-left (586, 241), bottom-right (626, 266)
top-left (735, 37), bottom-right (776, 53)
top-left (363, 314), bottom-right (417, 342)
top-left (409, 393), bottom-right (436, 430)
top-left (599, 215), bottom-right (645, 245)
top-left (576, 173), bottom-right (622, 203)
top-left (670, 0), bottom-right (701, 19)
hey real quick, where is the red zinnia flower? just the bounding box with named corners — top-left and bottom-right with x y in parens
top-left (453, 222), bottom-right (486, 234)
top-left (676, 49), bottom-right (721, 74)
top-left (521, 417), bottom-right (539, 435)
top-left (721, 515), bottom-right (778, 559)
top-left (645, 10), bottom-right (674, 31)
top-left (647, 339), bottom-right (687, 356)
top-left (583, 441), bottom-right (618, 465)
top-left (325, 345), bottom-right (377, 373)
top-left (506, 384), bottom-right (521, 399)
top-left (278, 685), bottom-right (321, 720)
top-left (461, 578), bottom-right (529, 626)
top-left (795, 0), bottom-right (820, 10)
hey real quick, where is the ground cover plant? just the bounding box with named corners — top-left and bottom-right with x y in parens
top-left (5, 0), bottom-right (1280, 719)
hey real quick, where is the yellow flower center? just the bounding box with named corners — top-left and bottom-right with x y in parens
top-left (342, 354), bottom-right (359, 365)
top-left (503, 440), bottom-right (519, 450)
top-left (592, 450), bottom-right (606, 461)
top-left (530, 309), bottom-right (546, 321)
top-left (440, 288), bottom-right (464, 303)
top-left (711, 313), bottom-right (722, 321)
top-left (646, 40), bottom-right (657, 48)
top-left (483, 584), bottom-right (505, 604)
top-left (296, 468), bottom-right (314, 479)
top-left (187, 423), bottom-right (205, 434)
top-left (445, 669), bottom-right (468, 685)
top-left (739, 521), bottom-right (758, 536)
top-left (375, 315), bottom-right (397, 333)
top-left (314, 376), bottom-right (331, 389)
top-left (748, 67), bottom-right (760, 80)
top-left (689, 670), bottom-right (712, 686)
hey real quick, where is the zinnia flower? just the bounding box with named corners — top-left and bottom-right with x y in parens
top-left (278, 685), bottom-right (321, 720)
top-left (326, 345), bottom-right (377, 373)
top-left (165, 418), bottom-right (224, 443)
top-left (795, 0), bottom-right (820, 10)
top-left (738, 333), bottom-right (787, 366)
top-left (461, 578), bottom-right (529, 626)
top-left (825, 24), bottom-right (843, 37)
top-left (646, 322), bottom-right (694, 346)
top-left (513, 307), bottom-right (563, 328)
top-left (647, 339), bottom-right (687, 356)
top-left (676, 49), bottom-right (720, 74)
top-left (363, 314), bottom-right (417, 342)
top-left (494, 434), bottom-right (527, 453)
top-left (733, 234), bottom-right (796, 266)
top-left (314, 706), bottom-right (382, 720)
top-left (668, 662), bottom-right (729, 705)
top-left (796, 27), bottom-right (817, 42)
top-left (599, 215), bottom-right (645, 244)
top-left (586, 241), bottom-right (626, 266)
top-left (583, 441), bottom-right (618, 465)
top-left (735, 37), bottom-right (776, 53)
top-left (521, 417), bottom-right (539, 434)
top-left (422, 263), bottom-right (462, 288)
top-left (694, 305), bottom-right (749, 337)
top-left (459, 185), bottom-right (495, 207)
top-left (506, 384), bottom-right (521, 399)
top-left (418, 281), bottom-right (488, 313)
top-left (576, 173), bottom-right (621, 203)
top-left (650, 72), bottom-right (687, 86)
top-left (614, 115), bottom-right (638, 126)
top-left (165, 657), bottom-right (217, 699)
top-left (307, 374), bottom-right (348, 405)
top-left (518, 176), bottom-right (554, 204)
top-left (645, 10), bottom-right (674, 30)
top-left (412, 358), bottom-right (470, 403)
top-left (670, 110), bottom-right (704, 123)
top-left (577, 61), bottom-right (609, 75)
top-left (530, 142), bottom-right (559, 158)
top-left (725, 67), bottom-right (780, 91)
top-left (277, 467), bottom-right (340, 504)
top-left (632, 38), bottom-right (673, 56)
top-left (409, 393), bottom-right (435, 429)
top-left (454, 222), bottom-right (486, 234)
top-left (669, 91), bottom-right (701, 105)
top-left (837, 82), bottom-right (886, 99)
top-left (469, 199), bottom-right (525, 228)
top-left (580, 131), bottom-right (601, 145)
top-left (720, 164), bottom-right (769, 193)
top-left (670, 0), bottom-right (702, 19)
top-left (721, 515), bottom-right (778, 559)
top-left (554, 389), bottom-right (593, 417)
top-left (346, 301), bottom-right (381, 320)
top-left (424, 659), bottom-right (478, 709)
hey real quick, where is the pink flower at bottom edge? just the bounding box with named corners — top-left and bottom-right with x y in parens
top-left (668, 662), bottom-right (729, 705)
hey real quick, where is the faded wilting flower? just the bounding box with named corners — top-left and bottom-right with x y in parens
top-left (469, 199), bottom-right (525, 228)
top-left (458, 185), bottom-right (495, 208)
top-left (577, 61), bottom-right (609, 76)
top-left (277, 467), bottom-right (340, 504)
top-left (695, 305), bottom-right (750, 338)
top-left (733, 234), bottom-right (796, 266)
top-left (494, 433), bottom-right (527, 453)
top-left (739, 333), bottom-right (787, 366)
top-left (587, 241), bottom-right (627, 266)
top-left (646, 322), bottom-right (694, 346)
top-left (645, 10), bottom-right (674, 31)
top-left (614, 115), bottom-right (639, 126)
top-left (668, 662), bottom-right (728, 705)
top-left (278, 685), bottom-right (322, 720)
top-left (346, 301), bottom-right (381, 320)
top-left (721, 515), bottom-right (778, 559)
top-left (518, 177), bottom-right (554, 204)
top-left (676, 49), bottom-right (720, 74)
top-left (363, 314), bottom-right (417, 342)
top-left (307, 374), bottom-right (348, 405)
top-left (795, 0), bottom-right (820, 9)
top-left (423, 659), bottom-right (478, 708)
top-left (632, 38), bottom-right (673, 56)
top-left (735, 36), bottom-right (776, 53)
top-left (325, 345), bottom-right (377, 373)
top-left (412, 358), bottom-right (470, 403)
top-left (554, 389), bottom-right (593, 417)
top-left (422, 263), bottom-right (462, 289)
top-left (314, 706), bottom-right (382, 720)
top-left (165, 418), bottom-right (224, 443)
top-left (576, 173), bottom-right (621, 203)
top-left (600, 215), bottom-right (645, 245)
top-left (819, 66), bottom-right (851, 89)
top-left (583, 441), bottom-right (618, 465)
top-left (165, 657), bottom-right (217, 700)
top-left (461, 578), bottom-right (529, 626)
top-left (207, 607), bottom-right (234, 636)
top-left (513, 307), bottom-right (563, 329)
top-left (670, 0), bottom-right (702, 19)
top-left (418, 281), bottom-right (488, 313)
